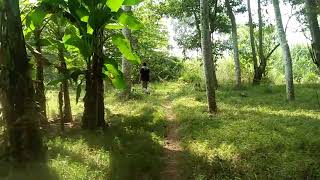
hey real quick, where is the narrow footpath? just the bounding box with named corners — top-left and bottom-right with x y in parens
top-left (160, 103), bottom-right (183, 180)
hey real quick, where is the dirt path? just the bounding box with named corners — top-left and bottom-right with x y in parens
top-left (160, 103), bottom-right (183, 180)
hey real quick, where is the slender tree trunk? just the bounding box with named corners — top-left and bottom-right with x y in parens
top-left (252, 0), bottom-right (265, 84)
top-left (305, 0), bottom-right (320, 69)
top-left (247, 0), bottom-right (259, 84)
top-left (58, 85), bottom-right (64, 132)
top-left (273, 0), bottom-right (295, 101)
top-left (122, 6), bottom-right (133, 97)
top-left (34, 29), bottom-right (47, 123)
top-left (58, 44), bottom-right (72, 123)
top-left (1, 0), bottom-right (45, 161)
top-left (225, 0), bottom-right (241, 88)
top-left (82, 30), bottom-right (105, 130)
top-left (200, 0), bottom-right (217, 113)
top-left (193, 6), bottom-right (218, 88)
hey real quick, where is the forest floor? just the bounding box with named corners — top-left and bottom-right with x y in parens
top-left (1, 81), bottom-right (320, 179)
top-left (160, 102), bottom-right (182, 180)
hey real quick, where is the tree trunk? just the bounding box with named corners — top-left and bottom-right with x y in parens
top-left (121, 6), bottom-right (133, 97)
top-left (58, 44), bottom-right (72, 123)
top-left (252, 0), bottom-right (264, 84)
top-left (200, 0), bottom-right (217, 113)
top-left (34, 29), bottom-right (47, 123)
top-left (225, 0), bottom-right (241, 88)
top-left (305, 0), bottom-right (320, 69)
top-left (272, 0), bottom-right (295, 101)
top-left (58, 85), bottom-right (64, 132)
top-left (247, 0), bottom-right (259, 84)
top-left (193, 6), bottom-right (218, 88)
top-left (1, 0), bottom-right (45, 161)
top-left (82, 30), bottom-right (105, 130)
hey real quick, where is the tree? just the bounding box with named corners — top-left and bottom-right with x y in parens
top-left (200, 0), bottom-right (218, 113)
top-left (37, 0), bottom-right (142, 130)
top-left (49, 13), bottom-right (73, 124)
top-left (247, 0), bottom-right (258, 82)
top-left (247, 0), bottom-right (280, 84)
top-left (0, 0), bottom-right (45, 161)
top-left (121, 5), bottom-right (133, 97)
top-left (160, 0), bottom-right (230, 87)
top-left (305, 0), bottom-right (320, 69)
top-left (273, 0), bottom-right (295, 100)
top-left (24, 3), bottom-right (49, 123)
top-left (225, 0), bottom-right (241, 87)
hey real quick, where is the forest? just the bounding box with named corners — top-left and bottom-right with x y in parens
top-left (0, 0), bottom-right (320, 179)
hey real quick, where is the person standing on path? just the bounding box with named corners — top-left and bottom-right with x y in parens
top-left (140, 62), bottom-right (150, 93)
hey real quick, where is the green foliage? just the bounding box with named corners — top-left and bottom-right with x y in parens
top-left (180, 60), bottom-right (204, 83)
top-left (111, 34), bottom-right (140, 64)
top-left (118, 12), bottom-right (144, 31)
top-left (131, 52), bottom-right (183, 82)
top-left (107, 0), bottom-right (125, 12)
top-left (269, 45), bottom-right (320, 84)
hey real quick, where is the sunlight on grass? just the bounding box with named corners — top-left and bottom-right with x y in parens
top-left (170, 82), bottom-right (320, 179)
top-left (48, 137), bottom-right (111, 180)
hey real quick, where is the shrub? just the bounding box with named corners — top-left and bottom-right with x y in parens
top-left (180, 60), bottom-right (204, 83)
top-left (131, 51), bottom-right (183, 83)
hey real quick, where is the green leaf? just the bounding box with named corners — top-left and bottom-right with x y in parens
top-left (105, 64), bottom-right (120, 76)
top-left (111, 75), bottom-right (127, 89)
top-left (104, 71), bottom-right (127, 89)
top-left (123, 0), bottom-right (143, 6)
top-left (105, 23), bottom-right (124, 30)
top-left (87, 24), bottom-right (94, 34)
top-left (118, 12), bottom-right (144, 30)
top-left (106, 0), bottom-right (125, 12)
top-left (88, 7), bottom-right (112, 30)
top-left (29, 8), bottom-right (47, 28)
top-left (39, 39), bottom-right (53, 46)
top-left (69, 68), bottom-right (85, 82)
top-left (47, 75), bottom-right (68, 86)
top-left (76, 8), bottom-right (90, 22)
top-left (111, 34), bottom-right (141, 64)
top-left (63, 34), bottom-right (91, 59)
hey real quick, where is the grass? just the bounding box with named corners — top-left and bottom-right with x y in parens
top-left (1, 81), bottom-right (320, 179)
top-left (169, 82), bottom-right (320, 179)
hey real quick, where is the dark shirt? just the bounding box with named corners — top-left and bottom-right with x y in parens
top-left (140, 66), bottom-right (150, 81)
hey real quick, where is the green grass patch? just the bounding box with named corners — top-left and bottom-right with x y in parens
top-left (171, 82), bottom-right (320, 179)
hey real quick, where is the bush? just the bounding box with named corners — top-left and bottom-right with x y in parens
top-left (180, 60), bottom-right (204, 83)
top-left (131, 51), bottom-right (183, 83)
top-left (302, 72), bottom-right (320, 84)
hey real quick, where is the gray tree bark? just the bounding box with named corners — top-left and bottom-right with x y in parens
top-left (247, 0), bottom-right (258, 80)
top-left (225, 0), bottom-right (241, 88)
top-left (272, 0), bottom-right (295, 101)
top-left (122, 6), bottom-right (133, 97)
top-left (200, 0), bottom-right (217, 113)
top-left (305, 0), bottom-right (320, 69)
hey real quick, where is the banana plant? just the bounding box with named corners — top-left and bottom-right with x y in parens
top-left (30, 0), bottom-right (144, 129)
